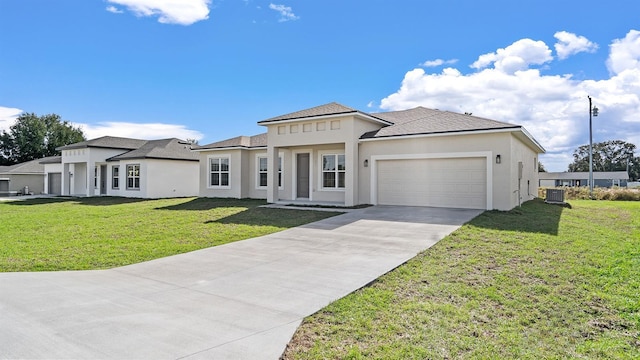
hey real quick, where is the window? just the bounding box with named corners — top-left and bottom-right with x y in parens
top-left (322, 154), bottom-right (345, 189)
top-left (209, 157), bottom-right (230, 187)
top-left (112, 166), bottom-right (119, 189)
top-left (126, 164), bottom-right (140, 190)
top-left (94, 167), bottom-right (98, 188)
top-left (258, 156), bottom-right (282, 188)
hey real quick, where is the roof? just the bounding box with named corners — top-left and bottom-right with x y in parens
top-left (0, 157), bottom-right (53, 174)
top-left (107, 138), bottom-right (199, 162)
top-left (39, 156), bottom-right (62, 164)
top-left (192, 133), bottom-right (267, 151)
top-left (539, 171), bottom-right (630, 180)
top-left (257, 102), bottom-right (391, 125)
top-left (57, 136), bottom-right (148, 151)
top-left (361, 107), bottom-right (520, 139)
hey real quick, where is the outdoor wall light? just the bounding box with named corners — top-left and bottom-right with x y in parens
top-left (496, 155), bottom-right (501, 164)
top-left (364, 159), bottom-right (369, 167)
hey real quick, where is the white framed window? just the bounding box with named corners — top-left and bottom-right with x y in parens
top-left (208, 156), bottom-right (230, 188)
top-left (94, 166), bottom-right (98, 189)
top-left (321, 154), bottom-right (345, 189)
top-left (257, 155), bottom-right (283, 189)
top-left (112, 166), bottom-right (119, 189)
top-left (126, 164), bottom-right (140, 190)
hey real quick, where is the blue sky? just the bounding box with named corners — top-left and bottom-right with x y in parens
top-left (1, 0), bottom-right (639, 171)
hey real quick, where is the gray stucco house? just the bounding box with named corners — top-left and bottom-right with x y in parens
top-left (0, 157), bottom-right (54, 195)
top-left (538, 171), bottom-right (630, 188)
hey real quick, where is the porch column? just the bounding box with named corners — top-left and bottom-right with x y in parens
top-left (266, 145), bottom-right (279, 203)
top-left (344, 140), bottom-right (358, 207)
top-left (86, 161), bottom-right (94, 197)
top-left (62, 163), bottom-right (70, 196)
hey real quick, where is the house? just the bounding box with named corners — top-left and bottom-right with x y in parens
top-left (538, 171), bottom-right (629, 188)
top-left (0, 157), bottom-right (53, 195)
top-left (192, 102), bottom-right (545, 210)
top-left (56, 137), bottom-right (199, 198)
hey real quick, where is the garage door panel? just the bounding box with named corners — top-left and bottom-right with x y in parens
top-left (377, 158), bottom-right (486, 209)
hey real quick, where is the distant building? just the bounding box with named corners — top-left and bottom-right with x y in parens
top-left (539, 171), bottom-right (629, 188)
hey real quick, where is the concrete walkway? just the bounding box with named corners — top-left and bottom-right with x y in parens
top-left (0, 205), bottom-right (482, 359)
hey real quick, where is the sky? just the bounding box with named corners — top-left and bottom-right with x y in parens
top-left (1, 0), bottom-right (639, 172)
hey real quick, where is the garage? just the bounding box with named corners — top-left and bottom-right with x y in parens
top-left (376, 157), bottom-right (487, 209)
top-left (48, 172), bottom-right (62, 195)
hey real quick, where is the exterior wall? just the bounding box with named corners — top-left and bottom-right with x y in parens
top-left (71, 163), bottom-right (87, 196)
top-left (0, 174), bottom-right (44, 194)
top-left (359, 132), bottom-right (513, 210)
top-left (247, 150), bottom-right (289, 200)
top-left (199, 149), bottom-right (246, 198)
top-left (110, 160), bottom-right (148, 198)
top-left (509, 134), bottom-right (540, 208)
top-left (145, 159), bottom-right (199, 198)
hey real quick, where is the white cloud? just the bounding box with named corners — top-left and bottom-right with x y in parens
top-left (269, 3), bottom-right (299, 22)
top-left (380, 30), bottom-right (640, 172)
top-left (422, 59), bottom-right (458, 67)
top-left (106, 5), bottom-right (123, 14)
top-left (607, 29), bottom-right (640, 75)
top-left (106, 0), bottom-right (211, 25)
top-left (0, 106), bottom-right (23, 132)
top-left (471, 38), bottom-right (553, 74)
top-left (554, 31), bottom-right (598, 60)
top-left (76, 121), bottom-right (204, 141)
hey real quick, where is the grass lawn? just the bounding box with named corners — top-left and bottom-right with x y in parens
top-left (0, 197), bottom-right (337, 272)
top-left (283, 199), bottom-right (640, 359)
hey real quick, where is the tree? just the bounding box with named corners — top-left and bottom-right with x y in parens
top-left (0, 113), bottom-right (85, 165)
top-left (568, 140), bottom-right (639, 180)
top-left (538, 161), bottom-right (546, 172)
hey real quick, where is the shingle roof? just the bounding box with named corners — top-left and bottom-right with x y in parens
top-left (193, 133), bottom-right (267, 150)
top-left (107, 138), bottom-right (199, 161)
top-left (39, 156), bottom-right (62, 164)
top-left (539, 171), bottom-right (629, 180)
top-left (0, 157), bottom-right (50, 174)
top-left (258, 102), bottom-right (391, 125)
top-left (259, 102), bottom-right (358, 123)
top-left (361, 107), bottom-right (520, 139)
top-left (57, 136), bottom-right (148, 151)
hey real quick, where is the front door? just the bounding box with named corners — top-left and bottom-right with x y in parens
top-left (100, 165), bottom-right (107, 195)
top-left (296, 153), bottom-right (310, 198)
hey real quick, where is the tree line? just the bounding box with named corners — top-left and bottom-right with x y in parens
top-left (0, 113), bottom-right (85, 166)
top-left (567, 140), bottom-right (639, 180)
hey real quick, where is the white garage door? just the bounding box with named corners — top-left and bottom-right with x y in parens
top-left (377, 157), bottom-right (487, 209)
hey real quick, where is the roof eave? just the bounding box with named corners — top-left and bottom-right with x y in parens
top-left (191, 146), bottom-right (267, 152)
top-left (359, 126), bottom-right (523, 141)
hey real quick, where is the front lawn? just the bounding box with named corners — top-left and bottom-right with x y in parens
top-left (283, 199), bottom-right (640, 359)
top-left (0, 197), bottom-right (337, 272)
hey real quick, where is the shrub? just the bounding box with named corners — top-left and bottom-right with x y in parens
top-left (539, 187), bottom-right (640, 201)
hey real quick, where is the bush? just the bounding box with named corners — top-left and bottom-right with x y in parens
top-left (539, 187), bottom-right (640, 201)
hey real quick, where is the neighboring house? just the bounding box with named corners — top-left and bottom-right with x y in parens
top-left (193, 102), bottom-right (545, 210)
top-left (56, 137), bottom-right (199, 198)
top-left (539, 171), bottom-right (629, 188)
top-left (0, 157), bottom-right (53, 195)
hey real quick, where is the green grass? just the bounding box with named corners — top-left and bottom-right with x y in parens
top-left (283, 199), bottom-right (640, 359)
top-left (0, 197), bottom-right (338, 272)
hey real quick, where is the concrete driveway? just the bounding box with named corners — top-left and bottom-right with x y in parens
top-left (0, 205), bottom-right (481, 359)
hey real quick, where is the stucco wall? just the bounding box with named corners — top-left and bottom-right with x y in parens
top-left (199, 149), bottom-right (245, 198)
top-left (509, 134), bottom-right (540, 208)
top-left (0, 174), bottom-right (44, 194)
top-left (145, 159), bottom-right (199, 198)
